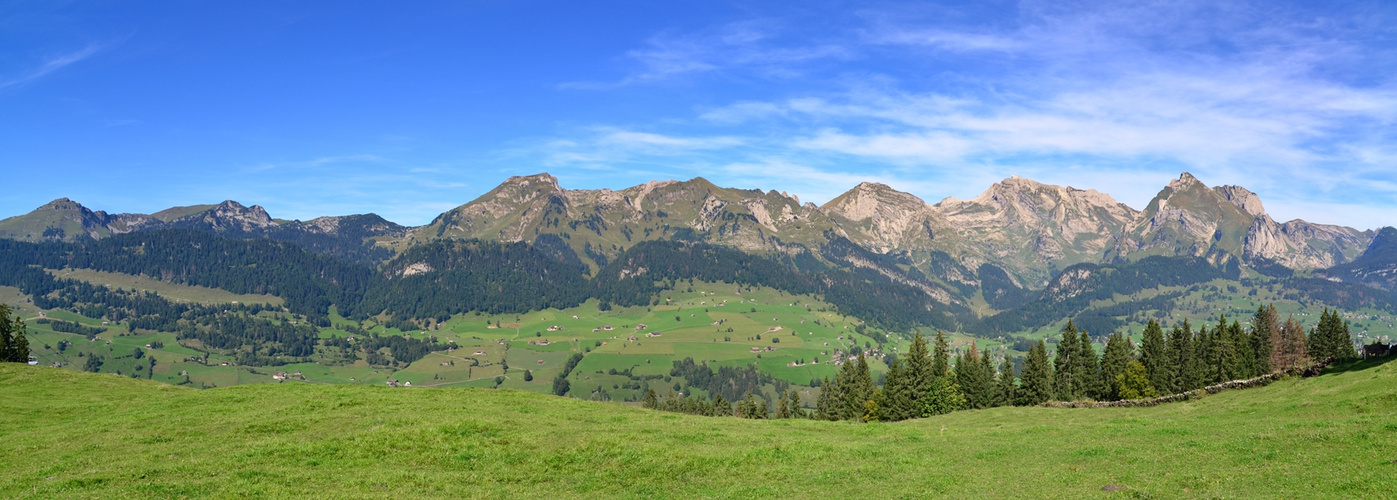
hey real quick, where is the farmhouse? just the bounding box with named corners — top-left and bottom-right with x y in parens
top-left (750, 347), bottom-right (763, 353)
top-left (645, 332), bottom-right (662, 338)
top-left (601, 324), bottom-right (614, 331)
top-left (474, 350), bottom-right (486, 356)
top-left (546, 325), bottom-right (564, 331)
top-left (635, 323), bottom-right (647, 330)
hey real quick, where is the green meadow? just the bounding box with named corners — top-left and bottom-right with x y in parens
top-left (12, 280), bottom-right (898, 398)
top-left (2, 357), bottom-right (1393, 498)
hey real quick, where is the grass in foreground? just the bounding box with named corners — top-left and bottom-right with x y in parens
top-left (1, 359), bottom-right (1395, 498)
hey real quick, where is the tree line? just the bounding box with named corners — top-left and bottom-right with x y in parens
top-left (640, 304), bottom-right (1357, 421)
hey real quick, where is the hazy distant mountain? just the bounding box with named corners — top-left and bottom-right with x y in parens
top-left (0, 198), bottom-right (404, 263)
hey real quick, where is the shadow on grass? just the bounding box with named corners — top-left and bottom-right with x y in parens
top-left (1317, 355), bottom-right (1395, 376)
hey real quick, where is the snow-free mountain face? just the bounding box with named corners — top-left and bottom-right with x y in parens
top-left (1109, 173), bottom-right (1371, 270)
top-left (0, 171), bottom-right (1380, 297)
top-left (935, 176), bottom-right (1139, 288)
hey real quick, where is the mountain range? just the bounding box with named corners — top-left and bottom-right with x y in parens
top-left (5, 172), bottom-right (1386, 288)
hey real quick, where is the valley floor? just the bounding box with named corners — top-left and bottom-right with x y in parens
top-left (2, 359), bottom-right (1394, 499)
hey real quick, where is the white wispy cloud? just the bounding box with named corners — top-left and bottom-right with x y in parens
top-left (539, 1), bottom-right (1397, 228)
top-left (561, 20), bottom-right (853, 88)
top-left (1, 43), bottom-right (109, 89)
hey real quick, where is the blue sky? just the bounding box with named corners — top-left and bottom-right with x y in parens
top-left (3, 1), bottom-right (1395, 229)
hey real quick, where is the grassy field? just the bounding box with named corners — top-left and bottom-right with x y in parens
top-left (1, 358), bottom-right (1393, 498)
top-left (48, 268), bottom-right (283, 306)
top-left (10, 270), bottom-right (1393, 402)
top-left (17, 282), bottom-right (894, 398)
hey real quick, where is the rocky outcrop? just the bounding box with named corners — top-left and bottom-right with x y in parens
top-left (936, 176), bottom-right (1137, 286)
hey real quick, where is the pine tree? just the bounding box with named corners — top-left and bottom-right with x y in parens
top-left (1310, 309), bottom-right (1355, 362)
top-left (642, 388), bottom-right (658, 409)
top-left (0, 305), bottom-right (30, 363)
top-left (1053, 321), bottom-right (1079, 401)
top-left (787, 388), bottom-right (802, 418)
top-left (757, 399), bottom-right (769, 419)
top-left (1308, 309), bottom-right (1351, 363)
top-left (815, 376), bottom-right (836, 420)
top-left (776, 390), bottom-right (790, 418)
top-left (1017, 340), bottom-right (1053, 406)
top-left (1139, 319), bottom-right (1172, 395)
top-left (845, 354), bottom-right (875, 419)
top-left (905, 331), bottom-right (934, 405)
top-left (978, 349), bottom-right (997, 407)
top-left (880, 359), bottom-right (915, 421)
top-left (832, 358), bottom-right (857, 420)
top-left (955, 341), bottom-right (993, 409)
top-left (1251, 305), bottom-right (1277, 375)
top-left (1168, 320), bottom-right (1198, 392)
top-left (1099, 332), bottom-right (1133, 401)
top-left (995, 355), bottom-right (1017, 407)
top-left (1074, 328), bottom-right (1101, 399)
top-left (932, 331), bottom-right (951, 379)
top-left (712, 393), bottom-right (730, 417)
top-left (1229, 320), bottom-right (1251, 378)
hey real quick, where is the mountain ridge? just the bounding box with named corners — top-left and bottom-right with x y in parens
top-left (1, 172), bottom-right (1385, 293)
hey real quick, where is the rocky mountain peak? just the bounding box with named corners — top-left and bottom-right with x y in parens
top-left (822, 182), bottom-right (928, 222)
top-left (502, 173), bottom-right (561, 191)
top-left (1214, 185), bottom-right (1267, 218)
top-left (40, 198), bottom-right (86, 211)
top-left (1170, 171), bottom-right (1203, 189)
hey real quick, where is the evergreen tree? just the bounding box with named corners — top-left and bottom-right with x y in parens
top-left (1250, 305), bottom-right (1277, 375)
top-left (712, 393), bottom-right (730, 417)
top-left (1208, 316), bottom-right (1241, 382)
top-left (932, 330), bottom-right (951, 379)
top-left (0, 305), bottom-right (30, 363)
top-left (843, 355), bottom-right (874, 420)
top-left (757, 399), bottom-right (769, 419)
top-left (1229, 320), bottom-right (1251, 378)
top-left (955, 341), bottom-right (993, 409)
top-left (978, 349), bottom-right (997, 407)
top-left (642, 388), bottom-right (658, 409)
top-left (1053, 321), bottom-right (1079, 401)
top-left (1167, 320), bottom-right (1198, 392)
top-left (815, 376), bottom-right (836, 420)
top-left (1074, 328), bottom-right (1101, 399)
top-left (1139, 319), bottom-right (1173, 395)
top-left (904, 331), bottom-right (934, 408)
top-left (1309, 309), bottom-right (1355, 363)
top-left (995, 355), bottom-right (1017, 407)
top-left (787, 388), bottom-right (802, 418)
top-left (1017, 340), bottom-right (1053, 406)
top-left (879, 359), bottom-right (915, 421)
top-left (523, 369), bottom-right (533, 382)
top-left (1116, 360), bottom-right (1157, 400)
top-left (1099, 332), bottom-right (1133, 401)
top-left (776, 390), bottom-right (790, 418)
